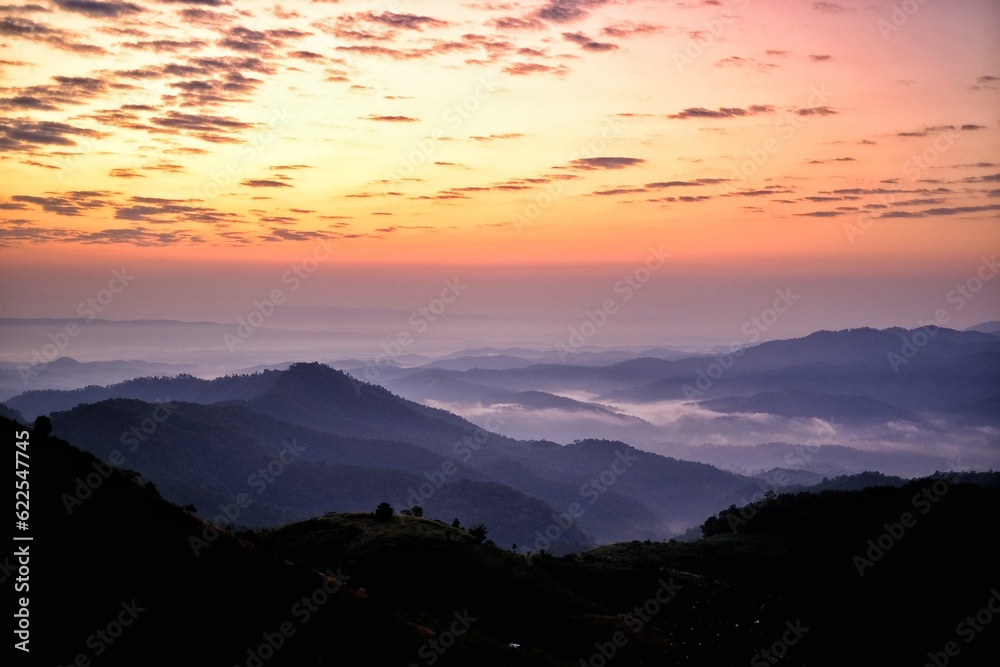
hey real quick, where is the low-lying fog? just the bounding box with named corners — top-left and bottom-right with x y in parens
top-left (423, 395), bottom-right (1000, 478)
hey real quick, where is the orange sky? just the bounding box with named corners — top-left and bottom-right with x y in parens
top-left (0, 0), bottom-right (998, 344)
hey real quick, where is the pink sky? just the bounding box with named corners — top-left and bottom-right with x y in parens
top-left (0, 0), bottom-right (998, 354)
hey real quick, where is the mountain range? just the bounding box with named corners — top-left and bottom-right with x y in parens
top-left (14, 414), bottom-right (999, 666)
top-left (4, 326), bottom-right (998, 550)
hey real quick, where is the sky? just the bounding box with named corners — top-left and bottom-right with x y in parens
top-left (0, 0), bottom-right (998, 359)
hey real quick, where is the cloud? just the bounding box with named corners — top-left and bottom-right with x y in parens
top-left (216, 25), bottom-right (311, 56)
top-left (562, 31), bottom-right (618, 52)
top-left (668, 105), bottom-right (774, 119)
top-left (261, 228), bottom-right (341, 242)
top-left (11, 190), bottom-right (116, 216)
top-left (120, 39), bottom-right (208, 53)
top-left (795, 210), bottom-right (846, 217)
top-left (568, 157), bottom-right (645, 170)
top-left (109, 168), bottom-right (145, 178)
top-left (796, 106), bottom-right (838, 116)
top-left (809, 54), bottom-right (833, 62)
top-left (921, 204), bottom-right (1000, 216)
top-left (0, 16), bottom-right (107, 55)
top-left (0, 222), bottom-right (208, 247)
top-left (113, 196), bottom-right (239, 225)
top-left (317, 11), bottom-right (449, 44)
top-left (502, 62), bottom-right (570, 77)
top-left (895, 125), bottom-right (966, 138)
top-left (487, 16), bottom-right (546, 31)
top-left (158, 1), bottom-right (230, 6)
top-left (50, 0), bottom-right (143, 18)
top-left (601, 22), bottom-right (664, 38)
top-left (722, 185), bottom-right (795, 197)
top-left (812, 1), bottom-right (852, 12)
top-left (362, 115), bottom-right (419, 122)
top-left (0, 5), bottom-right (52, 14)
top-left (646, 178), bottom-right (728, 188)
top-left (363, 11), bottom-right (449, 31)
top-left (149, 110), bottom-right (253, 142)
top-left (714, 56), bottom-right (779, 72)
top-left (469, 133), bottom-right (524, 141)
top-left (0, 96), bottom-right (59, 111)
top-left (535, 0), bottom-right (611, 24)
top-left (0, 118), bottom-right (107, 151)
top-left (241, 179), bottom-right (293, 188)
top-left (592, 187), bottom-right (647, 196)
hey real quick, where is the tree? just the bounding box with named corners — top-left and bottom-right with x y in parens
top-left (451, 518), bottom-right (461, 529)
top-left (33, 415), bottom-right (52, 437)
top-left (374, 502), bottom-right (394, 522)
top-left (469, 523), bottom-right (488, 543)
top-left (411, 505), bottom-right (423, 517)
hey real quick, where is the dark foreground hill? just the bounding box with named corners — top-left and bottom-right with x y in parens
top-left (10, 414), bottom-right (999, 666)
top-left (592, 476), bottom-right (1000, 665)
top-left (4, 415), bottom-right (430, 666)
top-left (5, 415), bottom-right (789, 666)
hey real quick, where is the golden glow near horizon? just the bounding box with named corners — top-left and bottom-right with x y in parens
top-left (0, 0), bottom-right (997, 270)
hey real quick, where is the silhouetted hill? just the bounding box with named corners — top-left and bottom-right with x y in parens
top-left (252, 512), bottom-right (799, 665)
top-left (25, 363), bottom-right (765, 542)
top-left (6, 415), bottom-right (431, 666)
top-left (46, 398), bottom-right (595, 550)
top-left (674, 442), bottom-right (954, 478)
top-left (604, 328), bottom-right (1000, 424)
top-left (0, 401), bottom-right (24, 422)
top-left (0, 356), bottom-right (193, 401)
top-left (966, 320), bottom-right (1000, 334)
top-left (696, 389), bottom-right (918, 425)
top-left (17, 412), bottom-right (997, 665)
top-left (248, 362), bottom-right (492, 450)
top-left (591, 475), bottom-right (1000, 665)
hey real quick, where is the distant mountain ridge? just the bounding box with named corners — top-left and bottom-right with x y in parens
top-left (19, 362), bottom-right (763, 545)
